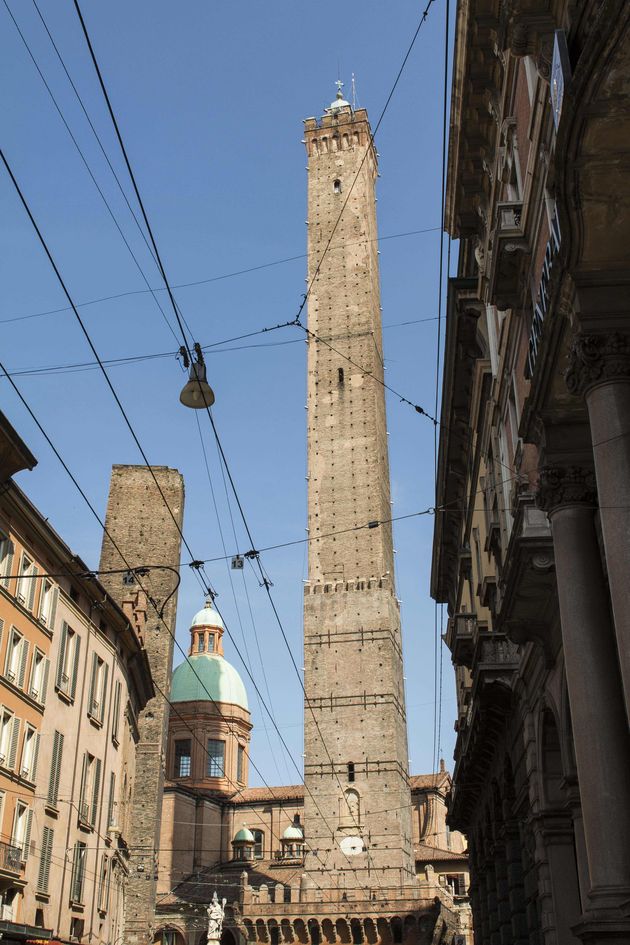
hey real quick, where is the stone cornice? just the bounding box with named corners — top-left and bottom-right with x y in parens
top-left (566, 331), bottom-right (630, 398)
top-left (536, 464), bottom-right (597, 513)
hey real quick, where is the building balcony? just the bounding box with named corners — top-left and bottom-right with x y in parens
top-left (0, 840), bottom-right (24, 876)
top-left (486, 200), bottom-right (530, 310)
top-left (447, 613), bottom-right (476, 669)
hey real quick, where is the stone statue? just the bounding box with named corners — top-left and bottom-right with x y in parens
top-left (207, 890), bottom-right (227, 942)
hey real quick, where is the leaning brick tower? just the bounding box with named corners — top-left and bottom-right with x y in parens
top-left (99, 465), bottom-right (184, 944)
top-left (302, 87), bottom-right (415, 890)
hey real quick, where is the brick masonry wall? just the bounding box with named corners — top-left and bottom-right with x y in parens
top-left (98, 465), bottom-right (184, 944)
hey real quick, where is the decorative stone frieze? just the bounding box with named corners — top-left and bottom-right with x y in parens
top-left (565, 331), bottom-right (630, 398)
top-left (536, 465), bottom-right (597, 513)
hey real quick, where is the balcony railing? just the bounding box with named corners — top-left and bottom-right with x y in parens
top-left (487, 200), bottom-right (529, 310)
top-left (0, 840), bottom-right (23, 874)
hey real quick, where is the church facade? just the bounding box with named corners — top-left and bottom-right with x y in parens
top-left (152, 93), bottom-right (472, 945)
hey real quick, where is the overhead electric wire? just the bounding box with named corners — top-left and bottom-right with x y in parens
top-left (1, 227), bottom-right (441, 327)
top-left (0, 316), bottom-right (440, 380)
top-left (194, 411), bottom-right (287, 785)
top-left (1, 0), bottom-right (181, 345)
top-left (0, 365), bottom-right (339, 890)
top-left (0, 151), bottom-right (357, 886)
top-left (70, 0), bottom-right (437, 887)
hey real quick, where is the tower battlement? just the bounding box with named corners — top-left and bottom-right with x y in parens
top-left (304, 574), bottom-right (392, 595)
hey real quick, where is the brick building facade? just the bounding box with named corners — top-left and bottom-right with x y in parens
top-left (433, 1), bottom-right (630, 942)
top-left (0, 413), bottom-right (154, 945)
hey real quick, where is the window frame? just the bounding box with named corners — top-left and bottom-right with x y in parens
top-left (206, 738), bottom-right (225, 778)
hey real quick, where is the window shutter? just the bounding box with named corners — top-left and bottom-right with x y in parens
top-left (78, 753), bottom-right (88, 822)
top-left (31, 733), bottom-right (40, 782)
top-left (8, 717), bottom-right (20, 770)
top-left (100, 663), bottom-right (109, 723)
top-left (27, 566), bottom-right (38, 611)
top-left (107, 772), bottom-right (116, 828)
top-left (17, 640), bottom-right (29, 689)
top-left (112, 680), bottom-right (121, 742)
top-left (4, 627), bottom-right (15, 677)
top-left (71, 843), bottom-right (83, 902)
top-left (37, 826), bottom-right (53, 892)
top-left (1, 540), bottom-right (14, 588)
top-left (48, 586), bottom-right (58, 631)
top-left (22, 808), bottom-right (32, 859)
top-left (48, 731), bottom-right (63, 806)
top-left (91, 757), bottom-right (102, 826)
top-left (0, 619), bottom-right (4, 649)
top-left (70, 634), bottom-right (81, 701)
top-left (40, 659), bottom-right (50, 705)
top-left (55, 623), bottom-right (68, 690)
top-left (88, 653), bottom-right (98, 715)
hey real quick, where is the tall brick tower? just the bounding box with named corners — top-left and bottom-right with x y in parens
top-left (99, 465), bottom-right (184, 944)
top-left (302, 88), bottom-right (415, 890)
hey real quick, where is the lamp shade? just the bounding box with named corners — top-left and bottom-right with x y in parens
top-left (180, 361), bottom-right (215, 408)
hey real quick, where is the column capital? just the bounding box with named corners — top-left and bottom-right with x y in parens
top-left (566, 331), bottom-right (630, 399)
top-left (536, 465), bottom-right (597, 514)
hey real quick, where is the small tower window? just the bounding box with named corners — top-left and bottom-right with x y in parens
top-left (197, 634), bottom-right (205, 653)
top-left (338, 368), bottom-right (344, 385)
top-left (252, 829), bottom-right (264, 859)
top-left (347, 761), bottom-right (355, 782)
top-left (208, 634), bottom-right (215, 652)
top-left (333, 179), bottom-right (342, 194)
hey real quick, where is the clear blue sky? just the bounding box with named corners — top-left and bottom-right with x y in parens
top-left (1, 0), bottom-right (457, 787)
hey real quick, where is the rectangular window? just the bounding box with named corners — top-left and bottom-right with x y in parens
top-left (16, 554), bottom-right (38, 610)
top-left (12, 801), bottom-right (32, 860)
top-left (29, 648), bottom-right (50, 704)
top-left (174, 739), bottom-right (191, 778)
top-left (111, 680), bottom-right (122, 745)
top-left (97, 854), bottom-right (110, 912)
top-left (208, 633), bottom-right (215, 653)
top-left (87, 653), bottom-right (108, 724)
top-left (38, 580), bottom-right (58, 630)
top-left (197, 635), bottom-right (205, 653)
top-left (55, 623), bottom-right (81, 700)
top-left (207, 739), bottom-right (225, 778)
top-left (5, 627), bottom-right (28, 688)
top-left (70, 842), bottom-right (87, 903)
top-left (48, 731), bottom-right (64, 806)
top-left (78, 752), bottom-right (101, 827)
top-left (37, 826), bottom-right (54, 893)
top-left (0, 710), bottom-right (20, 771)
top-left (20, 726), bottom-right (40, 782)
top-left (0, 536), bottom-right (15, 589)
top-left (107, 772), bottom-right (116, 829)
top-left (237, 744), bottom-right (244, 783)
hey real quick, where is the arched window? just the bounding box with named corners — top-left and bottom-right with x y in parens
top-left (252, 829), bottom-right (264, 859)
top-left (333, 179), bottom-right (342, 194)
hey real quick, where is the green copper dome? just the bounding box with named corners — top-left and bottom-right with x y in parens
top-left (191, 604), bottom-right (224, 629)
top-left (170, 653), bottom-right (249, 710)
top-left (283, 823), bottom-right (304, 840)
top-left (233, 827), bottom-right (255, 843)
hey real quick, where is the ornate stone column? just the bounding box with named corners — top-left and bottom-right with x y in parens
top-left (538, 465), bottom-right (630, 940)
top-left (566, 332), bottom-right (630, 720)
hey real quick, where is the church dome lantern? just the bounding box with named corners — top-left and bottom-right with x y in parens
top-left (232, 826), bottom-right (255, 861)
top-left (280, 814), bottom-right (305, 861)
top-left (167, 598), bottom-right (251, 794)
